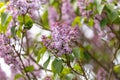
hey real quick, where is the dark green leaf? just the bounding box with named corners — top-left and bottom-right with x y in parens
top-left (52, 59), bottom-right (63, 74)
top-left (73, 47), bottom-right (81, 59)
top-left (25, 65), bottom-right (34, 72)
top-left (43, 56), bottom-right (51, 69)
top-left (24, 21), bottom-right (33, 29)
top-left (11, 26), bottom-right (16, 37)
top-left (107, 10), bottom-right (118, 22)
top-left (100, 18), bottom-right (107, 29)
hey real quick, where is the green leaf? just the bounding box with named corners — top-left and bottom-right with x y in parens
top-left (61, 68), bottom-right (70, 75)
top-left (106, 3), bottom-right (115, 12)
top-left (43, 56), bottom-right (51, 69)
top-left (11, 26), bottom-right (16, 37)
top-left (94, 0), bottom-right (102, 6)
top-left (97, 4), bottom-right (105, 15)
top-left (16, 29), bottom-right (22, 38)
top-left (41, 10), bottom-right (49, 29)
top-left (25, 65), bottom-right (34, 72)
top-left (73, 63), bottom-right (83, 75)
top-left (24, 21), bottom-right (33, 30)
top-left (73, 47), bottom-right (81, 59)
top-left (1, 12), bottom-right (8, 26)
top-left (107, 10), bottom-right (118, 22)
top-left (37, 47), bottom-right (46, 63)
top-left (88, 18), bottom-right (94, 27)
top-left (14, 74), bottom-right (23, 80)
top-left (100, 18), bottom-right (107, 29)
top-left (72, 16), bottom-right (81, 27)
top-left (18, 15), bottom-right (33, 26)
top-left (113, 65), bottom-right (120, 78)
top-left (63, 74), bottom-right (75, 80)
top-left (52, 59), bottom-right (63, 74)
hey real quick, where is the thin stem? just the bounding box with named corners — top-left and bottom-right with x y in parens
top-left (77, 60), bottom-right (88, 80)
top-left (25, 31), bottom-right (29, 55)
top-left (65, 55), bottom-right (83, 76)
top-left (78, 43), bottom-right (109, 72)
top-left (108, 43), bottom-right (120, 80)
top-left (12, 45), bottom-right (31, 80)
top-left (29, 55), bottom-right (52, 72)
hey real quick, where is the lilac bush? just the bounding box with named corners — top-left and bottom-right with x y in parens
top-left (0, 0), bottom-right (120, 80)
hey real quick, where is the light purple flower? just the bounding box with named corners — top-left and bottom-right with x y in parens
top-left (42, 23), bottom-right (81, 56)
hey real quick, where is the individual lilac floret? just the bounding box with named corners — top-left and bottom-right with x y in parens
top-left (42, 23), bottom-right (81, 56)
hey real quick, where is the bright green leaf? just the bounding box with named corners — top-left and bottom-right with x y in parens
top-left (73, 63), bottom-right (83, 75)
top-left (113, 65), bottom-right (120, 73)
top-left (88, 18), bottom-right (94, 27)
top-left (14, 74), bottom-right (24, 80)
top-left (72, 16), bottom-right (81, 27)
top-left (94, 0), bottom-right (102, 6)
top-left (61, 68), bottom-right (70, 75)
top-left (97, 4), bottom-right (105, 15)
top-left (41, 10), bottom-right (49, 29)
top-left (25, 65), bottom-right (34, 72)
top-left (37, 47), bottom-right (46, 63)
top-left (1, 12), bottom-right (8, 26)
top-left (106, 3), bottom-right (115, 12)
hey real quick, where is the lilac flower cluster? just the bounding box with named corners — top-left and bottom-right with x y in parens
top-left (61, 0), bottom-right (76, 25)
top-left (7, 0), bottom-right (41, 29)
top-left (48, 7), bottom-right (59, 26)
top-left (8, 0), bottom-right (40, 16)
top-left (0, 34), bottom-right (41, 79)
top-left (0, 34), bottom-right (19, 69)
top-left (42, 23), bottom-right (80, 56)
top-left (77, 0), bottom-right (87, 16)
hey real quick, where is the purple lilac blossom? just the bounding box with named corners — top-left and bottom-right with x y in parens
top-left (42, 23), bottom-right (81, 56)
top-left (61, 0), bottom-right (76, 25)
top-left (77, 0), bottom-right (87, 17)
top-left (48, 7), bottom-right (59, 26)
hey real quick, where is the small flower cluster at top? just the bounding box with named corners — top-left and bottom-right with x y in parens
top-left (6, 0), bottom-right (41, 36)
top-left (42, 23), bottom-right (81, 56)
top-left (8, 0), bottom-right (40, 17)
